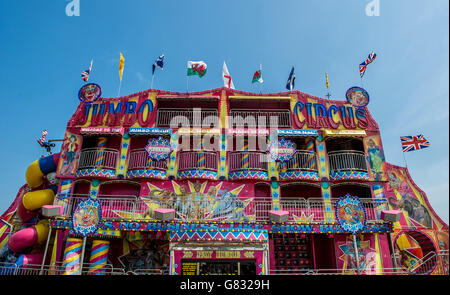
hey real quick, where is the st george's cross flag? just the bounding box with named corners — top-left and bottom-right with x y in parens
top-left (81, 59), bottom-right (93, 82)
top-left (359, 52), bottom-right (377, 78)
top-left (222, 61), bottom-right (235, 89)
top-left (152, 54), bottom-right (164, 75)
top-left (187, 61), bottom-right (207, 77)
top-left (252, 65), bottom-right (263, 83)
top-left (286, 66), bottom-right (295, 90)
top-left (400, 135), bottom-right (430, 152)
top-left (37, 130), bottom-right (48, 147)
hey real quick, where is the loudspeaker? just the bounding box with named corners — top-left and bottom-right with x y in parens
top-left (381, 210), bottom-right (401, 222)
top-left (41, 205), bottom-right (63, 217)
top-left (269, 210), bottom-right (289, 223)
top-left (155, 208), bottom-right (175, 221)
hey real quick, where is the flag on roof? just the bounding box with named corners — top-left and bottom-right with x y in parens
top-left (325, 71), bottom-right (330, 89)
top-left (152, 54), bottom-right (164, 75)
top-left (222, 61), bottom-right (235, 89)
top-left (37, 130), bottom-right (48, 147)
top-left (187, 61), bottom-right (207, 77)
top-left (252, 65), bottom-right (263, 83)
top-left (81, 59), bottom-right (93, 82)
top-left (400, 135), bottom-right (430, 152)
top-left (286, 66), bottom-right (295, 90)
top-left (359, 52), bottom-right (377, 78)
top-left (119, 52), bottom-right (125, 81)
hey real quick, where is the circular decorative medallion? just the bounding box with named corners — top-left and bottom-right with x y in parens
top-left (346, 86), bottom-right (369, 107)
top-left (72, 198), bottom-right (102, 236)
top-left (268, 137), bottom-right (297, 162)
top-left (145, 136), bottom-right (173, 161)
top-left (335, 194), bottom-right (367, 234)
top-left (78, 83), bottom-right (102, 103)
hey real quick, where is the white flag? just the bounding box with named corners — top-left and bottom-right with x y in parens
top-left (222, 61), bottom-right (235, 89)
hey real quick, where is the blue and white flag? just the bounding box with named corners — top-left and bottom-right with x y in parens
top-left (152, 54), bottom-right (164, 75)
top-left (286, 66), bottom-right (295, 91)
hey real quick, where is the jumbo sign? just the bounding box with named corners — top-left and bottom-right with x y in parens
top-left (73, 97), bottom-right (155, 127)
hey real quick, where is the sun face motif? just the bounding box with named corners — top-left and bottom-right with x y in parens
top-left (112, 181), bottom-right (254, 222)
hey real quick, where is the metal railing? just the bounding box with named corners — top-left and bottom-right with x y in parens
top-left (439, 250), bottom-right (449, 274)
top-left (0, 262), bottom-right (167, 275)
top-left (328, 150), bottom-right (368, 173)
top-left (278, 150), bottom-right (318, 173)
top-left (55, 194), bottom-right (140, 219)
top-left (156, 108), bottom-right (219, 127)
top-left (228, 151), bottom-right (268, 172)
top-left (331, 198), bottom-right (386, 222)
top-left (78, 148), bottom-right (119, 170)
top-left (230, 109), bottom-right (291, 128)
top-left (178, 150), bottom-right (218, 172)
top-left (128, 149), bottom-right (168, 171)
top-left (268, 267), bottom-right (409, 275)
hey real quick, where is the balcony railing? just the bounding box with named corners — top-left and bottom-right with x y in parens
top-left (328, 150), bottom-right (368, 173)
top-left (56, 194), bottom-right (386, 223)
top-left (230, 109), bottom-right (291, 128)
top-left (178, 150), bottom-right (218, 172)
top-left (278, 150), bottom-right (318, 172)
top-left (228, 151), bottom-right (268, 172)
top-left (78, 148), bottom-right (119, 170)
top-left (156, 108), bottom-right (218, 127)
top-left (128, 149), bottom-right (168, 171)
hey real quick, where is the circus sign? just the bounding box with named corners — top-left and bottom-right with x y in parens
top-left (78, 83), bottom-right (102, 104)
top-left (72, 198), bottom-right (102, 236)
top-left (145, 136), bottom-right (172, 161)
top-left (335, 194), bottom-right (367, 234)
top-left (268, 137), bottom-right (297, 162)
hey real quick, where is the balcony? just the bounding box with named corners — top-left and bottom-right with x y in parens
top-left (127, 149), bottom-right (168, 179)
top-left (328, 150), bottom-right (369, 180)
top-left (278, 150), bottom-right (319, 181)
top-left (77, 148), bottom-right (119, 177)
top-left (228, 151), bottom-right (269, 180)
top-left (177, 150), bottom-right (218, 179)
top-left (230, 109), bottom-right (291, 128)
top-left (156, 108), bottom-right (218, 127)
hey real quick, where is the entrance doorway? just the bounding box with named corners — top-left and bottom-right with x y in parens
top-left (181, 259), bottom-right (256, 275)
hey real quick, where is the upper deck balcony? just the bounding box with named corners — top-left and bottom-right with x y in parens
top-left (326, 137), bottom-right (369, 180)
top-left (77, 148), bottom-right (119, 172)
top-left (229, 109), bottom-right (291, 128)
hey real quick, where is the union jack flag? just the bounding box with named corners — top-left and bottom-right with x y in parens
top-left (37, 130), bottom-right (48, 147)
top-left (81, 59), bottom-right (93, 82)
top-left (359, 52), bottom-right (376, 78)
top-left (400, 135), bottom-right (430, 152)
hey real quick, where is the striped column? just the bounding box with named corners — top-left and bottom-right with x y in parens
top-left (95, 137), bottom-right (108, 168)
top-left (219, 133), bottom-right (227, 180)
top-left (271, 181), bottom-right (281, 211)
top-left (316, 138), bottom-right (329, 179)
top-left (61, 237), bottom-right (83, 275)
top-left (168, 132), bottom-right (178, 179)
top-left (88, 240), bottom-right (110, 275)
top-left (116, 133), bottom-right (130, 177)
top-left (240, 137), bottom-right (249, 169)
top-left (321, 182), bottom-right (334, 222)
top-left (305, 139), bottom-right (316, 170)
top-left (267, 134), bottom-right (279, 181)
top-left (196, 136), bottom-right (206, 169)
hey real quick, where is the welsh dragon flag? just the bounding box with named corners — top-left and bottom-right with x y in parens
top-left (252, 70), bottom-right (263, 83)
top-left (187, 61), bottom-right (207, 77)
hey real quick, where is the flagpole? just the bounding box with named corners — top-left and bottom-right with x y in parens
top-left (151, 73), bottom-right (155, 89)
top-left (118, 79), bottom-right (122, 97)
top-left (402, 150), bottom-right (408, 169)
top-left (259, 63), bottom-right (262, 94)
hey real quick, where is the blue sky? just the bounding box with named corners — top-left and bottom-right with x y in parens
top-left (0, 0), bottom-right (448, 222)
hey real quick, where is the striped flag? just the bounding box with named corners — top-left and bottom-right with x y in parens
top-left (325, 71), bottom-right (330, 89)
top-left (152, 54), bottom-right (164, 75)
top-left (400, 135), bottom-right (430, 152)
top-left (359, 52), bottom-right (377, 78)
top-left (119, 52), bottom-right (125, 81)
top-left (81, 60), bottom-right (93, 82)
top-left (37, 130), bottom-right (48, 147)
top-left (286, 66), bottom-right (295, 91)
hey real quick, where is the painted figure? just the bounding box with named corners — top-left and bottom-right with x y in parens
top-left (366, 139), bottom-right (384, 181)
top-left (389, 193), bottom-right (432, 228)
top-left (61, 134), bottom-right (79, 175)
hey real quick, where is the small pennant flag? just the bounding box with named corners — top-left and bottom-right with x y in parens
top-left (119, 52), bottom-right (125, 81)
top-left (222, 61), bottom-right (235, 89)
top-left (325, 71), bottom-right (330, 89)
top-left (286, 66), bottom-right (295, 91)
top-left (252, 66), bottom-right (263, 83)
top-left (187, 61), bottom-right (207, 77)
top-left (359, 52), bottom-right (376, 78)
top-left (81, 60), bottom-right (93, 82)
top-left (152, 54), bottom-right (164, 75)
top-left (37, 130), bottom-right (48, 147)
top-left (400, 135), bottom-right (430, 152)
